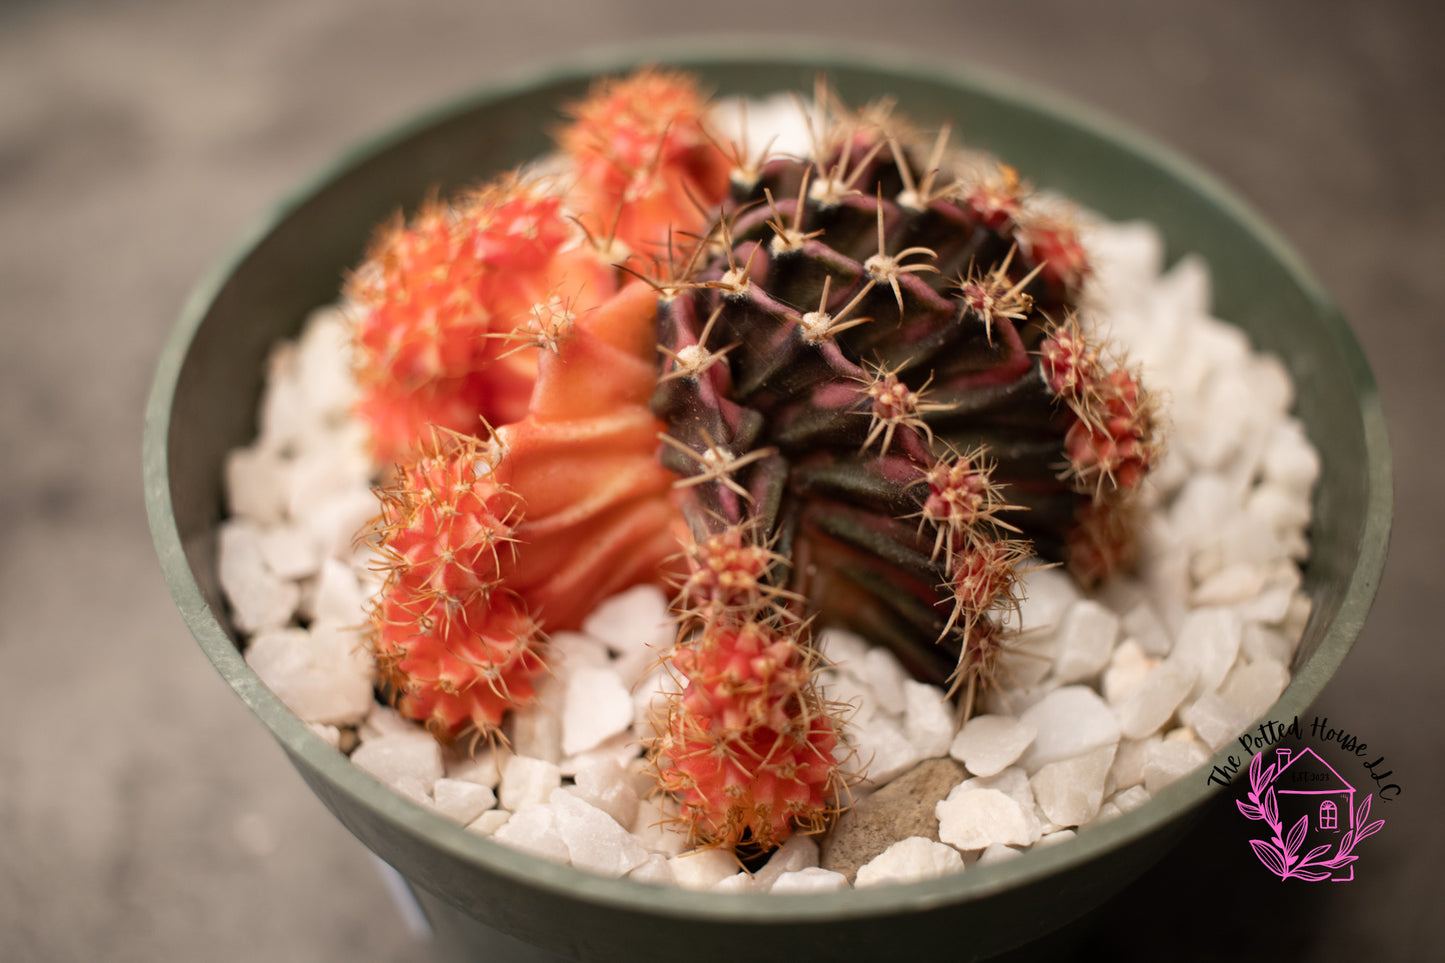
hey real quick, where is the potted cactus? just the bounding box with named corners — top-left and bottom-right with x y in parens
top-left (146, 47), bottom-right (1389, 962)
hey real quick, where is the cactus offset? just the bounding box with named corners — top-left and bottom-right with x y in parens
top-left (654, 616), bottom-right (844, 853)
top-left (653, 516), bottom-right (846, 852)
top-left (560, 68), bottom-right (732, 259)
top-left (368, 280), bottom-right (683, 740)
top-left (349, 176), bottom-right (616, 462)
top-left (368, 432), bottom-right (546, 740)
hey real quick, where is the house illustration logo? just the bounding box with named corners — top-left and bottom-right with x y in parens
top-left (1236, 747), bottom-right (1385, 881)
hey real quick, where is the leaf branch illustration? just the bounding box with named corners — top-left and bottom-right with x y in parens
top-left (1238, 774), bottom-right (1386, 882)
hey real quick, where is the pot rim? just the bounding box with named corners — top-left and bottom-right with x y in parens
top-left (143, 35), bottom-right (1392, 925)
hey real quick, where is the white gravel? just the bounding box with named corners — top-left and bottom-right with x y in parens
top-left (216, 98), bottom-right (1319, 892)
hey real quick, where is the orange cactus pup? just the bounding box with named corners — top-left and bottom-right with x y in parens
top-left (348, 176), bottom-right (617, 463)
top-left (654, 617), bottom-right (846, 853)
top-left (559, 67), bottom-right (733, 258)
top-left (367, 280), bottom-right (686, 739)
top-left (368, 432), bottom-right (547, 741)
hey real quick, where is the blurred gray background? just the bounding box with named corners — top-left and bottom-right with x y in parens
top-left (1, 0), bottom-right (1440, 960)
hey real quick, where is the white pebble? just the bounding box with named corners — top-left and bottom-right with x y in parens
top-left (360, 703), bottom-right (417, 740)
top-left (562, 667), bottom-right (634, 757)
top-left (350, 728), bottom-right (444, 797)
top-left (1241, 623), bottom-right (1299, 668)
top-left (1030, 746), bottom-right (1115, 828)
top-left (303, 488), bottom-right (383, 567)
top-left (1095, 801), bottom-right (1123, 823)
top-left (998, 631), bottom-right (1057, 688)
top-left (860, 648), bottom-right (909, 715)
top-left (1140, 547), bottom-right (1190, 636)
top-left (1035, 829), bottom-right (1077, 848)
top-left (1282, 592), bottom-right (1312, 641)
top-left (855, 836), bottom-right (964, 887)
top-left (709, 94), bottom-right (815, 163)
top-left (754, 834), bottom-right (820, 888)
top-left (570, 755), bottom-right (640, 829)
top-left (1014, 566), bottom-right (1081, 633)
top-left (851, 716), bottom-right (923, 786)
top-left (771, 867), bottom-right (848, 893)
top-left (306, 723), bottom-right (341, 749)
top-left (973, 843), bottom-right (1023, 867)
top-left (431, 779), bottom-right (496, 825)
top-left (1247, 483), bottom-right (1313, 544)
top-left (1233, 581), bottom-right (1296, 626)
top-left (218, 520), bottom-right (300, 632)
top-left (1121, 602), bottom-right (1173, 657)
top-left (286, 446), bottom-right (372, 526)
top-left (1192, 563), bottom-right (1269, 607)
top-left (1155, 253), bottom-right (1212, 324)
top-left (312, 557), bottom-right (367, 626)
top-left (1111, 660), bottom-right (1197, 740)
top-left (1101, 639), bottom-right (1157, 704)
top-left (1184, 656), bottom-right (1289, 750)
top-left (1168, 474), bottom-right (1239, 551)
top-left (819, 668), bottom-right (878, 727)
top-left (445, 749), bottom-right (500, 789)
top-left (937, 787), bottom-right (1036, 850)
top-left (224, 446), bottom-right (290, 525)
top-left (903, 681), bottom-right (956, 758)
top-left (1110, 784), bottom-right (1152, 813)
top-left (1108, 737), bottom-right (1158, 792)
top-left (949, 715), bottom-right (1037, 778)
top-left (956, 766), bottom-right (1037, 809)
top-left (631, 664), bottom-right (681, 730)
top-left (628, 853), bottom-right (676, 886)
top-left (1171, 608), bottom-right (1243, 698)
top-left (507, 679), bottom-right (564, 764)
top-left (1142, 738), bottom-right (1210, 794)
top-left (466, 809), bottom-right (511, 836)
top-left (669, 849), bottom-right (739, 890)
top-left (1051, 600), bottom-right (1119, 684)
top-left (1261, 420), bottom-right (1320, 495)
top-left (818, 627), bottom-right (872, 671)
top-left (257, 523), bottom-right (322, 581)
top-left (245, 623), bottom-right (374, 726)
top-left (1016, 686), bottom-right (1121, 773)
top-left (499, 755), bottom-right (562, 812)
top-left (294, 306), bottom-right (358, 419)
top-left (631, 797), bottom-right (687, 857)
top-left (549, 789), bottom-right (649, 878)
top-left (581, 585), bottom-right (673, 667)
top-left (1180, 691), bottom-right (1245, 750)
top-left (1081, 221), bottom-right (1164, 312)
top-left (492, 803), bottom-right (569, 864)
top-left (712, 873), bottom-right (760, 893)
top-left (1190, 514), bottom-right (1286, 584)
top-left (255, 342), bottom-right (305, 453)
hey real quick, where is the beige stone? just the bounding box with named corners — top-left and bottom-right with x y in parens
top-left (820, 758), bottom-right (965, 882)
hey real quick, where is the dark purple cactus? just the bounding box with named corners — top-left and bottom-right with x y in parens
top-left (650, 99), bottom-right (1157, 709)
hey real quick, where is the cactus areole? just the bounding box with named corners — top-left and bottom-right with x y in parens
top-left (350, 70), bottom-right (1161, 853)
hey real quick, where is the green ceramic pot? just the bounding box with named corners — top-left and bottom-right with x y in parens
top-left (144, 40), bottom-right (1391, 963)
